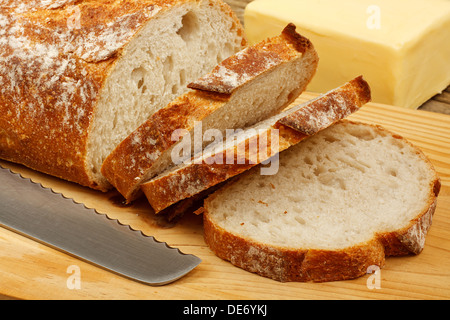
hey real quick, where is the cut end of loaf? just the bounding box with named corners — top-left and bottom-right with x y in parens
top-left (87, 0), bottom-right (246, 190)
top-left (0, 0), bottom-right (245, 191)
top-left (104, 23), bottom-right (319, 202)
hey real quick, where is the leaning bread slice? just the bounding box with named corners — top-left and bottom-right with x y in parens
top-left (101, 23), bottom-right (319, 202)
top-left (141, 76), bottom-right (371, 213)
top-left (203, 120), bottom-right (441, 282)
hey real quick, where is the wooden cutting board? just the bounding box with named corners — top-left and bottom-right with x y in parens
top-left (1, 92), bottom-right (449, 300)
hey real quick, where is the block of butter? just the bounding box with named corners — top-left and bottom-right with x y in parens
top-left (244, 0), bottom-right (450, 109)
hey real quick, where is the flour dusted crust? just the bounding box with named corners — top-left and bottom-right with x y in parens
top-left (203, 217), bottom-right (386, 282)
top-left (204, 183), bottom-right (440, 282)
top-left (101, 23), bottom-right (317, 201)
top-left (187, 23), bottom-right (312, 95)
top-left (143, 124), bottom-right (306, 213)
top-left (203, 121), bottom-right (441, 282)
top-left (0, 0), bottom-right (244, 190)
top-left (101, 91), bottom-right (224, 200)
top-left (279, 75), bottom-right (371, 135)
top-left (141, 77), bottom-right (371, 213)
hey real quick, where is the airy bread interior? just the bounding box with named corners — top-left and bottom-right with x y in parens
top-left (87, 1), bottom-right (244, 189)
top-left (205, 120), bottom-right (438, 250)
top-left (140, 76), bottom-right (371, 213)
top-left (201, 47), bottom-right (318, 134)
top-left (140, 45), bottom-right (318, 185)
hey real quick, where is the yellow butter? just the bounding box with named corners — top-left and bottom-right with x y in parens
top-left (244, 0), bottom-right (450, 109)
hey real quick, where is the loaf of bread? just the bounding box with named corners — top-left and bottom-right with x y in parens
top-left (0, 0), bottom-right (245, 190)
top-left (141, 76), bottom-right (371, 213)
top-left (203, 120), bottom-right (441, 282)
top-left (101, 23), bottom-right (319, 202)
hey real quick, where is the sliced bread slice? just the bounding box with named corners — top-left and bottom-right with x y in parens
top-left (101, 23), bottom-right (319, 201)
top-left (141, 76), bottom-right (371, 213)
top-left (203, 120), bottom-right (441, 282)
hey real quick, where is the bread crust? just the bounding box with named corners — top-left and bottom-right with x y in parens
top-left (101, 23), bottom-right (316, 201)
top-left (203, 215), bottom-right (386, 282)
top-left (202, 121), bottom-right (441, 282)
top-left (0, 0), bottom-right (244, 190)
top-left (100, 91), bottom-right (223, 200)
top-left (187, 23), bottom-right (314, 95)
top-left (141, 77), bottom-right (371, 213)
top-left (142, 125), bottom-right (307, 212)
top-left (279, 76), bottom-right (371, 135)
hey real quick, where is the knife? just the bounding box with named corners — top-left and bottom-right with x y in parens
top-left (0, 165), bottom-right (201, 286)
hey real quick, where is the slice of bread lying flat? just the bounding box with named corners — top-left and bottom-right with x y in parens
top-left (203, 120), bottom-right (441, 282)
top-left (101, 23), bottom-right (319, 202)
top-left (141, 76), bottom-right (371, 214)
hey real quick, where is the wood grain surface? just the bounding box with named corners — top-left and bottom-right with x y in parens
top-left (1, 92), bottom-right (449, 300)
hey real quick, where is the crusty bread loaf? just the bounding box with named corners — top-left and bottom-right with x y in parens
top-left (203, 120), bottom-right (441, 282)
top-left (101, 23), bottom-right (319, 202)
top-left (141, 76), bottom-right (371, 213)
top-left (0, 0), bottom-right (245, 190)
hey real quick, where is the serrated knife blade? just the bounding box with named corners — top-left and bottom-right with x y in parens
top-left (0, 165), bottom-right (201, 286)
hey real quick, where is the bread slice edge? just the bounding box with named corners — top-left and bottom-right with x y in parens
top-left (202, 120), bottom-right (441, 282)
top-left (140, 76), bottom-right (371, 213)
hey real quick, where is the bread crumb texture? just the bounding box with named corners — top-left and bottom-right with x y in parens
top-left (204, 121), bottom-right (439, 281)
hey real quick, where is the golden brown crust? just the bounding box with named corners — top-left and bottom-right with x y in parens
top-left (141, 125), bottom-right (306, 212)
top-left (280, 23), bottom-right (313, 53)
top-left (141, 76), bottom-right (370, 213)
top-left (0, 0), bottom-right (244, 190)
top-left (0, 0), bottom-right (181, 190)
top-left (278, 76), bottom-right (371, 135)
top-left (377, 199), bottom-right (436, 256)
top-left (203, 212), bottom-right (386, 282)
top-left (101, 24), bottom-right (312, 201)
top-left (100, 91), bottom-right (223, 200)
top-left (202, 121), bottom-right (440, 282)
top-left (187, 23), bottom-right (313, 95)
